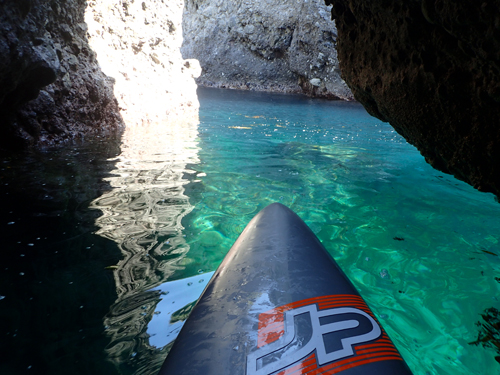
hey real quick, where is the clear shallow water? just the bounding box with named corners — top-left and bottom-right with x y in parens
top-left (1, 87), bottom-right (499, 374)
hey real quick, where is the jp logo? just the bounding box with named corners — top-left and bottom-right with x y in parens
top-left (246, 305), bottom-right (382, 375)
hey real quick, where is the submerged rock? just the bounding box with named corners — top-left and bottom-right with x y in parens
top-left (326, 0), bottom-right (500, 198)
top-left (471, 307), bottom-right (500, 363)
top-left (181, 0), bottom-right (353, 100)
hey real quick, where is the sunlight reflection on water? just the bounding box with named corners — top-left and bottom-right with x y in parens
top-left (90, 120), bottom-right (201, 373)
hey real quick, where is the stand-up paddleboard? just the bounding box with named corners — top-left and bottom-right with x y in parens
top-left (159, 203), bottom-right (413, 375)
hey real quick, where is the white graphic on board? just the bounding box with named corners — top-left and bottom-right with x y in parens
top-left (246, 306), bottom-right (381, 375)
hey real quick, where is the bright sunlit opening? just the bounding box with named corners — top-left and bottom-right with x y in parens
top-left (84, 0), bottom-right (201, 128)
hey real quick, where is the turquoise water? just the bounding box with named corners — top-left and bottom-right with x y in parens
top-left (185, 88), bottom-right (500, 374)
top-left (1, 87), bottom-right (499, 374)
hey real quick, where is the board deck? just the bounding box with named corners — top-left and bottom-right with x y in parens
top-left (159, 203), bottom-right (413, 375)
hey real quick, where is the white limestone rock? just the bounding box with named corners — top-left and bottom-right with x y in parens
top-left (85, 0), bottom-right (200, 127)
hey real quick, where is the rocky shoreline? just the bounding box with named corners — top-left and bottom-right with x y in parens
top-left (328, 0), bottom-right (500, 198)
top-left (0, 0), bottom-right (350, 153)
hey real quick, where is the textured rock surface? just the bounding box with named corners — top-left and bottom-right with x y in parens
top-left (181, 0), bottom-right (353, 100)
top-left (0, 0), bottom-right (123, 151)
top-left (85, 0), bottom-right (201, 127)
top-left (327, 0), bottom-right (500, 198)
top-left (0, 0), bottom-right (200, 152)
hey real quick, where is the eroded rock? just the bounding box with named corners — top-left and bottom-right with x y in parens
top-left (0, 0), bottom-right (124, 151)
top-left (326, 0), bottom-right (500, 198)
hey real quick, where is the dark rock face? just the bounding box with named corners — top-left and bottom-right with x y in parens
top-left (0, 0), bottom-right (123, 152)
top-left (326, 0), bottom-right (500, 198)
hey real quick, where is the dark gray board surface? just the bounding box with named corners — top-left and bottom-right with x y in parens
top-left (159, 203), bottom-right (413, 375)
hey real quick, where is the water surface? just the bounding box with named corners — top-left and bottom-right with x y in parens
top-left (1, 87), bottom-right (499, 375)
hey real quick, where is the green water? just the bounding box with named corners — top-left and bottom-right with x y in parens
top-left (1, 87), bottom-right (499, 374)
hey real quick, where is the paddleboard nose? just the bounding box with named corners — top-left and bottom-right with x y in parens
top-left (159, 203), bottom-right (413, 375)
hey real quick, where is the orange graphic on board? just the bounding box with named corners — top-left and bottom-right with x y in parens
top-left (249, 295), bottom-right (403, 375)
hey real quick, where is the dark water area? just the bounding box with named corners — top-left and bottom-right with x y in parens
top-left (0, 139), bottom-right (123, 375)
top-left (0, 87), bottom-right (499, 375)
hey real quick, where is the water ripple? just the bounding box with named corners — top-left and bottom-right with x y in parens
top-left (90, 120), bottom-right (202, 373)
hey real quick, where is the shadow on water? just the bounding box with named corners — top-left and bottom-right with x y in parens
top-left (1, 1), bottom-right (203, 373)
top-left (0, 138), bottom-right (123, 375)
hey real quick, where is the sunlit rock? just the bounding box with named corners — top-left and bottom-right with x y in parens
top-left (0, 0), bottom-right (200, 152)
top-left (0, 0), bottom-right (124, 151)
top-left (85, 0), bottom-right (200, 128)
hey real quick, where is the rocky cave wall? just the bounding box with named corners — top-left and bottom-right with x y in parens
top-left (326, 0), bottom-right (500, 198)
top-left (181, 0), bottom-right (353, 100)
top-left (0, 0), bottom-right (200, 152)
top-left (2, 0), bottom-right (500, 200)
top-left (0, 0), bottom-right (123, 151)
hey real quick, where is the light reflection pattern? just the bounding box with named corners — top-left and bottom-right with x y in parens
top-left (90, 119), bottom-right (201, 374)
